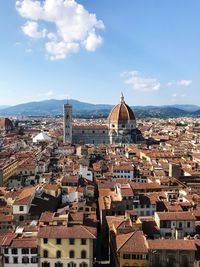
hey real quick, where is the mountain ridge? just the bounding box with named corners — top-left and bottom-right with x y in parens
top-left (0, 99), bottom-right (199, 118)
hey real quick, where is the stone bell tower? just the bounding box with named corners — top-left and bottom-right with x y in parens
top-left (63, 103), bottom-right (72, 143)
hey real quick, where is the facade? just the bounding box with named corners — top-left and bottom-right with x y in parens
top-left (38, 225), bottom-right (95, 267)
top-left (0, 235), bottom-right (38, 267)
top-left (0, 159), bottom-right (18, 186)
top-left (63, 94), bottom-right (144, 145)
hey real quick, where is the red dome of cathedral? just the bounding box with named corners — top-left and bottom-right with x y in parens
top-left (108, 94), bottom-right (136, 123)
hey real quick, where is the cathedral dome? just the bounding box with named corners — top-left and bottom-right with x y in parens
top-left (108, 94), bottom-right (136, 123)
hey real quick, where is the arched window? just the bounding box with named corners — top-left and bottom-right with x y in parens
top-left (81, 250), bottom-right (86, 259)
top-left (42, 262), bottom-right (50, 267)
top-left (69, 250), bottom-right (75, 258)
top-left (56, 250), bottom-right (61, 258)
top-left (55, 262), bottom-right (63, 267)
top-left (68, 263), bottom-right (76, 267)
top-left (43, 250), bottom-right (48, 258)
top-left (80, 263), bottom-right (88, 267)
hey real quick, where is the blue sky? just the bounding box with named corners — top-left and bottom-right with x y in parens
top-left (0, 0), bottom-right (200, 106)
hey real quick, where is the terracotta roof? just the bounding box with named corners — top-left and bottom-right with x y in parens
top-left (0, 214), bottom-right (13, 222)
top-left (156, 211), bottom-right (196, 221)
top-left (69, 212), bottom-right (84, 222)
top-left (11, 237), bottom-right (37, 248)
top-left (39, 212), bottom-right (54, 222)
top-left (108, 101), bottom-right (136, 123)
top-left (0, 233), bottom-right (16, 246)
top-left (148, 239), bottom-right (197, 251)
top-left (14, 187), bottom-right (36, 205)
top-left (117, 230), bottom-right (148, 253)
top-left (38, 225), bottom-right (96, 239)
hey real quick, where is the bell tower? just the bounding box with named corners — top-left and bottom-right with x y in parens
top-left (63, 103), bottom-right (72, 143)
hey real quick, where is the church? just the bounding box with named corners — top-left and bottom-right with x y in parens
top-left (63, 94), bottom-right (144, 145)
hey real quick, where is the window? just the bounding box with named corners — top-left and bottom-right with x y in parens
top-left (43, 250), bottom-right (48, 258)
top-left (56, 250), bottom-right (61, 258)
top-left (69, 250), bottom-right (75, 258)
top-left (81, 239), bottom-right (86, 245)
top-left (31, 257), bottom-right (38, 263)
top-left (68, 263), bottom-right (76, 267)
top-left (81, 250), bottom-right (86, 259)
top-left (69, 238), bottom-right (75, 245)
top-left (12, 248), bottom-right (17, 255)
top-left (55, 262), bottom-right (63, 267)
top-left (80, 263), bottom-right (88, 267)
top-left (22, 257), bottom-right (29, 264)
top-left (4, 248), bottom-right (8, 254)
top-left (123, 254), bottom-right (131, 259)
top-left (43, 238), bottom-right (48, 244)
top-left (22, 248), bottom-right (29, 254)
top-left (19, 206), bottom-right (24, 211)
top-left (56, 238), bottom-right (62, 245)
top-left (4, 257), bottom-right (9, 263)
top-left (13, 257), bottom-right (18, 264)
top-left (31, 248), bottom-right (38, 254)
top-left (42, 262), bottom-right (50, 267)
top-left (19, 215), bottom-right (24, 221)
top-left (187, 222), bottom-right (191, 228)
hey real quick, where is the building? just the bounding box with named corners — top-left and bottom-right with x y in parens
top-left (0, 118), bottom-right (13, 133)
top-left (63, 94), bottom-right (144, 145)
top-left (0, 233), bottom-right (38, 267)
top-left (0, 159), bottom-right (18, 186)
top-left (38, 225), bottom-right (96, 267)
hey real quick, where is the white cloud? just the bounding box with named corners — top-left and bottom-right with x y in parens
top-left (167, 79), bottom-right (192, 87)
top-left (16, 0), bottom-right (104, 60)
top-left (177, 80), bottom-right (192, 86)
top-left (84, 30), bottom-right (103, 51)
top-left (122, 71), bottom-right (161, 92)
top-left (45, 41), bottom-right (80, 60)
top-left (22, 21), bottom-right (46, 38)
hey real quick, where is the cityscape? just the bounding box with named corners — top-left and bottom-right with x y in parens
top-left (1, 1), bottom-right (200, 267)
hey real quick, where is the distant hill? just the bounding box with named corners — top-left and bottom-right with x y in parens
top-left (0, 99), bottom-right (113, 116)
top-left (191, 109), bottom-right (200, 117)
top-left (0, 105), bottom-right (10, 110)
top-left (167, 104), bottom-right (200, 112)
top-left (0, 99), bottom-right (199, 118)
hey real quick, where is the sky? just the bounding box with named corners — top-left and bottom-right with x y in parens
top-left (0, 0), bottom-right (200, 106)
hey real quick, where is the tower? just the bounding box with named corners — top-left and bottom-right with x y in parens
top-left (63, 103), bottom-right (72, 143)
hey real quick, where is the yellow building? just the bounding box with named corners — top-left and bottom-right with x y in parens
top-left (116, 230), bottom-right (149, 267)
top-left (0, 159), bottom-right (18, 186)
top-left (38, 225), bottom-right (96, 267)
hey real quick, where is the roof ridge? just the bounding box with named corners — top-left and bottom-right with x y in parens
top-left (79, 225), bottom-right (96, 239)
top-left (117, 230), bottom-right (136, 252)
